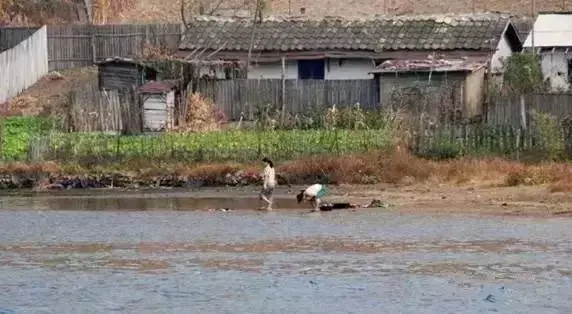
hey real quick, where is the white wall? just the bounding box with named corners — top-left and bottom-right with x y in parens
top-left (540, 51), bottom-right (569, 92)
top-left (248, 60), bottom-right (298, 79)
top-left (247, 58), bottom-right (374, 80)
top-left (490, 33), bottom-right (514, 74)
top-left (325, 58), bottom-right (375, 80)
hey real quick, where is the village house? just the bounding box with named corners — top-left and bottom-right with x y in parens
top-left (177, 13), bottom-right (522, 80)
top-left (523, 12), bottom-right (572, 92)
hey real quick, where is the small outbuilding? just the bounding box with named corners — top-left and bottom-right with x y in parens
top-left (371, 58), bottom-right (487, 120)
top-left (97, 57), bottom-right (158, 90)
top-left (138, 80), bottom-right (180, 132)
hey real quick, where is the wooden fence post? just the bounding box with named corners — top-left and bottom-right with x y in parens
top-left (520, 94), bottom-right (527, 130)
top-left (280, 56), bottom-right (286, 123)
top-left (90, 24), bottom-right (97, 64)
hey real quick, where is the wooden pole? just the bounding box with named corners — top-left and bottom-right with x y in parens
top-left (90, 24), bottom-right (97, 64)
top-left (280, 56), bottom-right (286, 123)
top-left (531, 0), bottom-right (536, 56)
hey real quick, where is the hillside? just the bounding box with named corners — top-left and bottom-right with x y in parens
top-left (118, 0), bottom-right (560, 23)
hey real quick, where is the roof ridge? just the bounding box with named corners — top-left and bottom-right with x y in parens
top-left (193, 12), bottom-right (511, 23)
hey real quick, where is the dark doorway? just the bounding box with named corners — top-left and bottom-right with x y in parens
top-left (298, 59), bottom-right (325, 79)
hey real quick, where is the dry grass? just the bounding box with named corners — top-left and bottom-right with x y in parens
top-left (6, 67), bottom-right (97, 117)
top-left (0, 161), bottom-right (61, 174)
top-left (173, 93), bottom-right (226, 133)
top-left (2, 151), bottom-right (572, 191)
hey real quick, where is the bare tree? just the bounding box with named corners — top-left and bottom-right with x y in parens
top-left (180, 0), bottom-right (246, 29)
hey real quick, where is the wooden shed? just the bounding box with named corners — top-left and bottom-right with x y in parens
top-left (97, 57), bottom-right (158, 90)
top-left (138, 80), bottom-right (180, 132)
top-left (371, 59), bottom-right (487, 120)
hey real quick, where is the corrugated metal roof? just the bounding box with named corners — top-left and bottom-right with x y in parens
top-left (523, 13), bottom-right (572, 48)
top-left (138, 80), bottom-right (179, 93)
top-left (371, 58), bottom-right (486, 73)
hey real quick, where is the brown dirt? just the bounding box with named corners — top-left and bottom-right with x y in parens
top-left (6, 67), bottom-right (97, 117)
top-left (333, 183), bottom-right (572, 217)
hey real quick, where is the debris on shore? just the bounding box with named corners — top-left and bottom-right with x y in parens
top-left (319, 199), bottom-right (390, 211)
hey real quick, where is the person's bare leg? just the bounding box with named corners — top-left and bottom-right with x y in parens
top-left (266, 195), bottom-right (273, 211)
top-left (260, 193), bottom-right (271, 210)
top-left (310, 198), bottom-right (319, 212)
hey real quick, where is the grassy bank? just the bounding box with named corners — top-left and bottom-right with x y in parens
top-left (1, 150), bottom-right (572, 192)
top-left (2, 115), bottom-right (572, 192)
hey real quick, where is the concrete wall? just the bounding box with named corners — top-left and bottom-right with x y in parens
top-left (490, 32), bottom-right (514, 74)
top-left (248, 60), bottom-right (298, 79)
top-left (247, 58), bottom-right (375, 80)
top-left (540, 51), bottom-right (569, 92)
top-left (325, 58), bottom-right (375, 80)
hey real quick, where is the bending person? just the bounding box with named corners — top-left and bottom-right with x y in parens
top-left (296, 183), bottom-right (327, 212)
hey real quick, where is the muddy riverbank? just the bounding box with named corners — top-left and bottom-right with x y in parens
top-left (0, 183), bottom-right (570, 217)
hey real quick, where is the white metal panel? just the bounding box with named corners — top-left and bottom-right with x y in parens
top-left (541, 52), bottom-right (570, 91)
top-left (143, 95), bottom-right (167, 131)
top-left (523, 14), bottom-right (572, 47)
top-left (0, 26), bottom-right (49, 104)
top-left (165, 91), bottom-right (175, 130)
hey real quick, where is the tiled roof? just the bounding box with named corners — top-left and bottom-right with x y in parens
top-left (179, 14), bottom-right (512, 52)
top-left (371, 58), bottom-right (487, 73)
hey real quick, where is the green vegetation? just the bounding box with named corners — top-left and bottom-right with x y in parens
top-left (1, 116), bottom-right (58, 161)
top-left (34, 129), bottom-right (394, 163)
top-left (1, 105), bottom-right (404, 163)
top-left (502, 53), bottom-right (545, 93)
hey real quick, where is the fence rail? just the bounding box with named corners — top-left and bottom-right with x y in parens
top-left (198, 79), bottom-right (379, 120)
top-left (48, 24), bottom-right (182, 71)
top-left (0, 26), bottom-right (49, 104)
top-left (487, 93), bottom-right (572, 127)
top-left (0, 27), bottom-right (39, 52)
top-left (0, 24), bottom-right (183, 71)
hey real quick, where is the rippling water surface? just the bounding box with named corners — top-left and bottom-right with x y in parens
top-left (0, 191), bottom-right (571, 313)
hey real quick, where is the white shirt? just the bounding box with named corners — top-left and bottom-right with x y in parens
top-left (304, 184), bottom-right (323, 197)
top-left (263, 165), bottom-right (276, 188)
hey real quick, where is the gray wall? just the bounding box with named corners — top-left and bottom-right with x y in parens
top-left (98, 64), bottom-right (156, 90)
top-left (378, 72), bottom-right (466, 117)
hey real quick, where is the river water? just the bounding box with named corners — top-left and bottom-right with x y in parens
top-left (0, 190), bottom-right (571, 313)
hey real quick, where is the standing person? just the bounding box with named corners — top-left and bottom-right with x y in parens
top-left (259, 157), bottom-right (276, 211)
top-left (296, 183), bottom-right (327, 212)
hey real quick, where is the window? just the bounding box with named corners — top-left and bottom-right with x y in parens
top-left (298, 59), bottom-right (325, 79)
